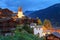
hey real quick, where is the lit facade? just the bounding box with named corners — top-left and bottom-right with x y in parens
top-left (18, 7), bottom-right (24, 18)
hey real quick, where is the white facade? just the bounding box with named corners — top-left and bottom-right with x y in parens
top-left (30, 23), bottom-right (44, 37)
top-left (33, 27), bottom-right (43, 37)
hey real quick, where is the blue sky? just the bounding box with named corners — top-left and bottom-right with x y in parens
top-left (0, 0), bottom-right (60, 12)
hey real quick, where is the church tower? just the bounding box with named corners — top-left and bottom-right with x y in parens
top-left (18, 7), bottom-right (24, 18)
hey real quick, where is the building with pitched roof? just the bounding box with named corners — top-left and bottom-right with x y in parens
top-left (46, 32), bottom-right (60, 40)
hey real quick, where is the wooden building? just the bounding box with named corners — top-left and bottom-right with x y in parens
top-left (46, 32), bottom-right (60, 40)
top-left (0, 8), bottom-right (38, 36)
top-left (0, 8), bottom-right (17, 36)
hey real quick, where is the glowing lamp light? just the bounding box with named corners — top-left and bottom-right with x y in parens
top-left (47, 32), bottom-right (51, 34)
top-left (43, 33), bottom-right (46, 36)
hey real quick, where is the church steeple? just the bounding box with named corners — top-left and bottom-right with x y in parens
top-left (18, 7), bottom-right (24, 18)
top-left (18, 7), bottom-right (22, 12)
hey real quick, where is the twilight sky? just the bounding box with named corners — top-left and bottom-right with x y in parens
top-left (0, 0), bottom-right (60, 12)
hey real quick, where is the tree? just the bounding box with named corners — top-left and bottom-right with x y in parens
top-left (43, 19), bottom-right (52, 29)
top-left (23, 24), bottom-right (33, 34)
top-left (37, 17), bottom-right (42, 25)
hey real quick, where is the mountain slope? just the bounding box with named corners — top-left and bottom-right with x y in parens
top-left (29, 3), bottom-right (60, 27)
top-left (24, 11), bottom-right (34, 16)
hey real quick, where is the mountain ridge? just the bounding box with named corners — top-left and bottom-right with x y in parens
top-left (28, 3), bottom-right (60, 27)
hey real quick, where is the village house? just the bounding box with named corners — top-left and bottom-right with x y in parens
top-left (30, 23), bottom-right (44, 37)
top-left (30, 23), bottom-right (60, 38)
top-left (0, 7), bottom-right (60, 37)
top-left (46, 32), bottom-right (60, 40)
top-left (0, 7), bottom-right (22, 36)
top-left (33, 25), bottom-right (43, 37)
top-left (0, 7), bottom-right (39, 36)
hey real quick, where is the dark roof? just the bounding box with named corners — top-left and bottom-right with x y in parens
top-left (52, 32), bottom-right (60, 38)
top-left (2, 8), bottom-right (13, 14)
top-left (46, 32), bottom-right (60, 38)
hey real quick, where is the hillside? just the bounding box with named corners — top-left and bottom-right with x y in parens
top-left (29, 3), bottom-right (60, 27)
